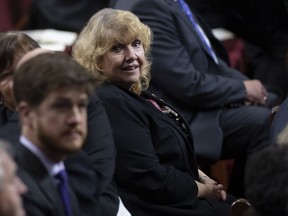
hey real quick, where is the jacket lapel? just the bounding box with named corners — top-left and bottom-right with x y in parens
top-left (16, 144), bottom-right (66, 215)
top-left (39, 175), bottom-right (65, 214)
top-left (141, 91), bottom-right (198, 169)
top-left (168, 0), bottom-right (216, 60)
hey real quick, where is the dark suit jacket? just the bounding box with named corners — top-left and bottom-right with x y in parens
top-left (111, 0), bottom-right (264, 161)
top-left (186, 0), bottom-right (288, 99)
top-left (97, 82), bottom-right (232, 216)
top-left (0, 94), bottom-right (119, 216)
top-left (185, 0), bottom-right (288, 48)
top-left (27, 0), bottom-right (109, 33)
top-left (15, 144), bottom-right (80, 216)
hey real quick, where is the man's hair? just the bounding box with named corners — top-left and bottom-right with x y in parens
top-left (13, 52), bottom-right (96, 106)
top-left (0, 31), bottom-right (40, 73)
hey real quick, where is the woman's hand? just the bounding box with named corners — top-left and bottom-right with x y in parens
top-left (197, 169), bottom-right (227, 201)
top-left (196, 180), bottom-right (227, 201)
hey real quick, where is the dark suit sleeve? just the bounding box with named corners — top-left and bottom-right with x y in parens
top-left (84, 94), bottom-right (116, 193)
top-left (113, 0), bottom-right (247, 108)
top-left (82, 93), bottom-right (119, 215)
top-left (101, 94), bottom-right (198, 205)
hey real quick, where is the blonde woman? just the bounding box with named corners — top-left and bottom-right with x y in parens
top-left (73, 8), bottom-right (236, 216)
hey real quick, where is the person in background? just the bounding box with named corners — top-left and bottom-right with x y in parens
top-left (26, 0), bottom-right (109, 33)
top-left (0, 139), bottom-right (27, 216)
top-left (185, 0), bottom-right (288, 101)
top-left (0, 31), bottom-right (39, 126)
top-left (110, 0), bottom-right (279, 197)
top-left (13, 52), bottom-right (96, 215)
top-left (245, 141), bottom-right (288, 215)
top-left (73, 8), bottom-right (236, 216)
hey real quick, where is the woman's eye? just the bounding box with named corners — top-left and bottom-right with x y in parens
top-left (132, 40), bottom-right (141, 48)
top-left (111, 44), bottom-right (124, 52)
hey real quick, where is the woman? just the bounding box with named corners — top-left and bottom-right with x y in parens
top-left (0, 32), bottom-right (39, 125)
top-left (73, 8), bottom-right (235, 216)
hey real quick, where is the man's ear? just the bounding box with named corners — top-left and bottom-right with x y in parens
top-left (17, 101), bottom-right (34, 127)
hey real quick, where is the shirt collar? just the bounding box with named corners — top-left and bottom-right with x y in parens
top-left (19, 135), bottom-right (65, 177)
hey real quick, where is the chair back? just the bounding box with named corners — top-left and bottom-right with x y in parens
top-left (230, 198), bottom-right (254, 216)
top-left (270, 98), bottom-right (288, 143)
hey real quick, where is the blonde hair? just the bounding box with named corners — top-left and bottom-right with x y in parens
top-left (73, 8), bottom-right (153, 94)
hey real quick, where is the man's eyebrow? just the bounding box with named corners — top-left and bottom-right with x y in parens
top-left (52, 96), bottom-right (88, 103)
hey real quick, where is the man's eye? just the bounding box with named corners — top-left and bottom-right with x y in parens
top-left (53, 103), bottom-right (70, 109)
top-left (78, 102), bottom-right (88, 109)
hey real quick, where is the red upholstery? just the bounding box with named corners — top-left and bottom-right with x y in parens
top-left (0, 0), bottom-right (13, 31)
top-left (223, 38), bottom-right (246, 73)
top-left (0, 0), bottom-right (31, 31)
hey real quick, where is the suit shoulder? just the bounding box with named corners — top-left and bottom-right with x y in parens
top-left (97, 83), bottom-right (130, 100)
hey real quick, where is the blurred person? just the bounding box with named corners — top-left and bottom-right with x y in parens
top-left (245, 143), bottom-right (288, 216)
top-left (73, 8), bottom-right (237, 216)
top-left (15, 48), bottom-right (52, 69)
top-left (13, 52), bottom-right (96, 215)
top-left (0, 139), bottom-right (27, 216)
top-left (0, 31), bottom-right (39, 126)
top-left (0, 32), bottom-right (120, 216)
top-left (111, 0), bottom-right (279, 197)
top-left (26, 0), bottom-right (109, 33)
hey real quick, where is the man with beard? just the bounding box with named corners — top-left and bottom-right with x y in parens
top-left (0, 32), bottom-right (124, 216)
top-left (13, 52), bottom-right (96, 216)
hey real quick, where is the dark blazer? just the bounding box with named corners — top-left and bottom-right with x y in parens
top-left (111, 0), bottom-right (268, 160)
top-left (97, 82), bottom-right (232, 216)
top-left (0, 94), bottom-right (119, 216)
top-left (186, 0), bottom-right (288, 99)
top-left (15, 144), bottom-right (80, 216)
top-left (27, 0), bottom-right (109, 33)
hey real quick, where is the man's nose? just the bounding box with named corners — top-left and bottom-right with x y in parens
top-left (68, 106), bottom-right (83, 124)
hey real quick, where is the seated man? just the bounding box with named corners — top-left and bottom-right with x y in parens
top-left (0, 139), bottom-right (27, 216)
top-left (13, 52), bottom-right (96, 215)
top-left (0, 32), bottom-right (121, 216)
top-left (186, 0), bottom-right (288, 101)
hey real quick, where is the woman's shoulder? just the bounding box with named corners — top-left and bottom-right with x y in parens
top-left (97, 82), bottom-right (142, 105)
top-left (97, 82), bottom-right (126, 98)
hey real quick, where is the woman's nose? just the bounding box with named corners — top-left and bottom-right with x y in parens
top-left (125, 47), bottom-right (137, 61)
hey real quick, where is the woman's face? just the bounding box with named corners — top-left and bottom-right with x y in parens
top-left (101, 39), bottom-right (145, 89)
